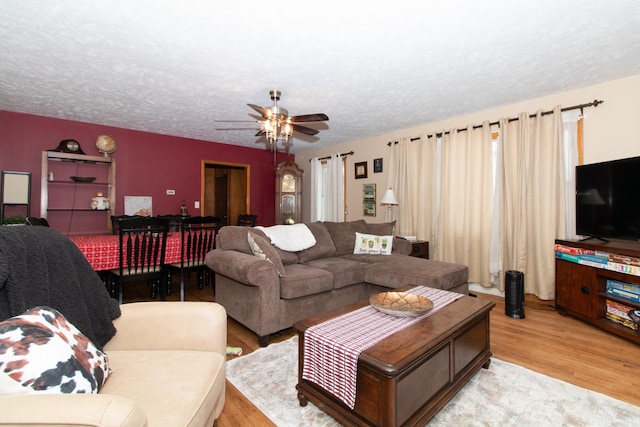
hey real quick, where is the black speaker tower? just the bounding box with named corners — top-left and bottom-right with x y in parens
top-left (505, 270), bottom-right (525, 319)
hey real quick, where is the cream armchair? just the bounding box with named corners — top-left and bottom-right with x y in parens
top-left (0, 301), bottom-right (227, 427)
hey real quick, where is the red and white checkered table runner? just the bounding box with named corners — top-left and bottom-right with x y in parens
top-left (302, 286), bottom-right (464, 409)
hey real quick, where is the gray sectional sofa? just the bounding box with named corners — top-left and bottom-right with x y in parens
top-left (205, 220), bottom-right (468, 346)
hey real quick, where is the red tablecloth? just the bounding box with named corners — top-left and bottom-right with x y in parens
top-left (70, 232), bottom-right (182, 271)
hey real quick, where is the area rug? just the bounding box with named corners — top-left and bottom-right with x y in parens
top-left (226, 336), bottom-right (640, 426)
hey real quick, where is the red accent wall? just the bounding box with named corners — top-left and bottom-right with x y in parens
top-left (0, 110), bottom-right (291, 230)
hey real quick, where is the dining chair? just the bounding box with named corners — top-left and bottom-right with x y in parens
top-left (104, 217), bottom-right (170, 304)
top-left (156, 214), bottom-right (184, 232)
top-left (167, 216), bottom-right (222, 301)
top-left (24, 217), bottom-right (50, 226)
top-left (110, 214), bottom-right (146, 235)
top-left (236, 214), bottom-right (257, 227)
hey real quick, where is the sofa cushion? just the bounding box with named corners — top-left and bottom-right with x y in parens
top-left (279, 264), bottom-right (334, 299)
top-left (217, 226), bottom-right (268, 254)
top-left (324, 220), bottom-right (367, 256)
top-left (274, 248), bottom-right (299, 265)
top-left (247, 232), bottom-right (286, 277)
top-left (217, 226), bottom-right (299, 265)
top-left (103, 349), bottom-right (225, 427)
top-left (297, 222), bottom-right (337, 263)
top-left (0, 306), bottom-right (110, 395)
top-left (365, 220), bottom-right (396, 236)
top-left (353, 232), bottom-right (393, 255)
top-left (302, 257), bottom-right (368, 290)
top-left (364, 257), bottom-right (469, 292)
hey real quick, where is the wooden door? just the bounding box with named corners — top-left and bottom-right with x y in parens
top-left (202, 161), bottom-right (249, 226)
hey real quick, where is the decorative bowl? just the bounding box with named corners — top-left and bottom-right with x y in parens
top-left (71, 176), bottom-right (96, 183)
top-left (370, 291), bottom-right (434, 317)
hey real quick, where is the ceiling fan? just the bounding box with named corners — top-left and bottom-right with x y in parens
top-left (217, 90), bottom-right (329, 153)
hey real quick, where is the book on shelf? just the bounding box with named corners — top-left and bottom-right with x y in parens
top-left (606, 262), bottom-right (640, 277)
top-left (606, 311), bottom-right (638, 331)
top-left (606, 279), bottom-right (640, 304)
top-left (578, 259), bottom-right (608, 269)
top-left (605, 299), bottom-right (637, 332)
top-left (554, 244), bottom-right (594, 255)
top-left (555, 243), bottom-right (640, 276)
top-left (606, 299), bottom-right (633, 316)
top-left (609, 253), bottom-right (640, 267)
top-left (555, 251), bottom-right (579, 263)
top-left (578, 253), bottom-right (609, 265)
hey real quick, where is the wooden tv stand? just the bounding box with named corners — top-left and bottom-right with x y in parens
top-left (555, 238), bottom-right (640, 344)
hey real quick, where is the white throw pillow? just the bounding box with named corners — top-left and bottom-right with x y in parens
top-left (353, 232), bottom-right (393, 255)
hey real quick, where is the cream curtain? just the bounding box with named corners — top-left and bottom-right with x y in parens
top-left (310, 157), bottom-right (322, 222)
top-left (436, 122), bottom-right (494, 286)
top-left (387, 137), bottom-right (435, 239)
top-left (562, 110), bottom-right (581, 240)
top-left (310, 154), bottom-right (345, 222)
top-left (499, 106), bottom-right (565, 299)
top-left (388, 106), bottom-right (569, 299)
top-left (326, 154), bottom-right (345, 222)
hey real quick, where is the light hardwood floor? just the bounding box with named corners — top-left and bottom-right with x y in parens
top-left (123, 279), bottom-right (640, 426)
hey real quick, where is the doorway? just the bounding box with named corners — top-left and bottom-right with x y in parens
top-left (202, 161), bottom-right (249, 226)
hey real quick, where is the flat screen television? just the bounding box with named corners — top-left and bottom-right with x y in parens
top-left (575, 155), bottom-right (640, 241)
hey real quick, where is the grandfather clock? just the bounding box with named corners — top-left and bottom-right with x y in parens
top-left (275, 161), bottom-right (303, 225)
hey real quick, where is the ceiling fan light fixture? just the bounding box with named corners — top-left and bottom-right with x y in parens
top-left (220, 90), bottom-right (329, 154)
top-left (282, 122), bottom-right (293, 137)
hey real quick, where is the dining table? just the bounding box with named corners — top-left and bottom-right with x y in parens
top-left (69, 232), bottom-right (183, 271)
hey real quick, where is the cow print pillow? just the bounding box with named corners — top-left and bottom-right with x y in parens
top-left (0, 306), bottom-right (111, 394)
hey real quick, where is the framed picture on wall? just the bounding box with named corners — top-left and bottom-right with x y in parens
top-left (363, 183), bottom-right (376, 216)
top-left (124, 196), bottom-right (153, 216)
top-left (373, 158), bottom-right (383, 173)
top-left (355, 161), bottom-right (367, 179)
top-left (363, 202), bottom-right (376, 216)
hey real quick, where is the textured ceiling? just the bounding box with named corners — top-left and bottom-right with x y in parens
top-left (1, 1), bottom-right (640, 153)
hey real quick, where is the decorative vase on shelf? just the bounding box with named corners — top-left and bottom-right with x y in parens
top-left (91, 192), bottom-right (110, 210)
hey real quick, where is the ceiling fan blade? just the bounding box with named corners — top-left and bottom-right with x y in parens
top-left (215, 127), bottom-right (258, 130)
top-left (289, 113), bottom-right (329, 122)
top-left (214, 120), bottom-right (258, 123)
top-left (292, 124), bottom-right (320, 136)
top-left (247, 103), bottom-right (270, 119)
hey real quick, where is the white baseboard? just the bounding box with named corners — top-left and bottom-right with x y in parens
top-left (469, 282), bottom-right (504, 297)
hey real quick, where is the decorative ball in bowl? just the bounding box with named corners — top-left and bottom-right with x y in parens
top-left (370, 291), bottom-right (433, 317)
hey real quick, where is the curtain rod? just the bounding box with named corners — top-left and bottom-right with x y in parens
top-left (310, 151), bottom-right (355, 162)
top-left (388, 99), bottom-right (604, 145)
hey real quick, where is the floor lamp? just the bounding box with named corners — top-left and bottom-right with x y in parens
top-left (380, 188), bottom-right (398, 222)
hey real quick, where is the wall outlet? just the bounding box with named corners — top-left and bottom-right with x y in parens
top-left (194, 201), bottom-right (200, 209)
top-left (166, 189), bottom-right (175, 195)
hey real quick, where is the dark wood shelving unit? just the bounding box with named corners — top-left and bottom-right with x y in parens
top-left (555, 238), bottom-right (640, 344)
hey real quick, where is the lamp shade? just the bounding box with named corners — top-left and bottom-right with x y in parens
top-left (380, 188), bottom-right (398, 205)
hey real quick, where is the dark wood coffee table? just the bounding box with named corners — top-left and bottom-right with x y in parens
top-left (294, 290), bottom-right (495, 426)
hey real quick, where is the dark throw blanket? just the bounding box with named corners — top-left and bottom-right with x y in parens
top-left (0, 226), bottom-right (121, 349)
